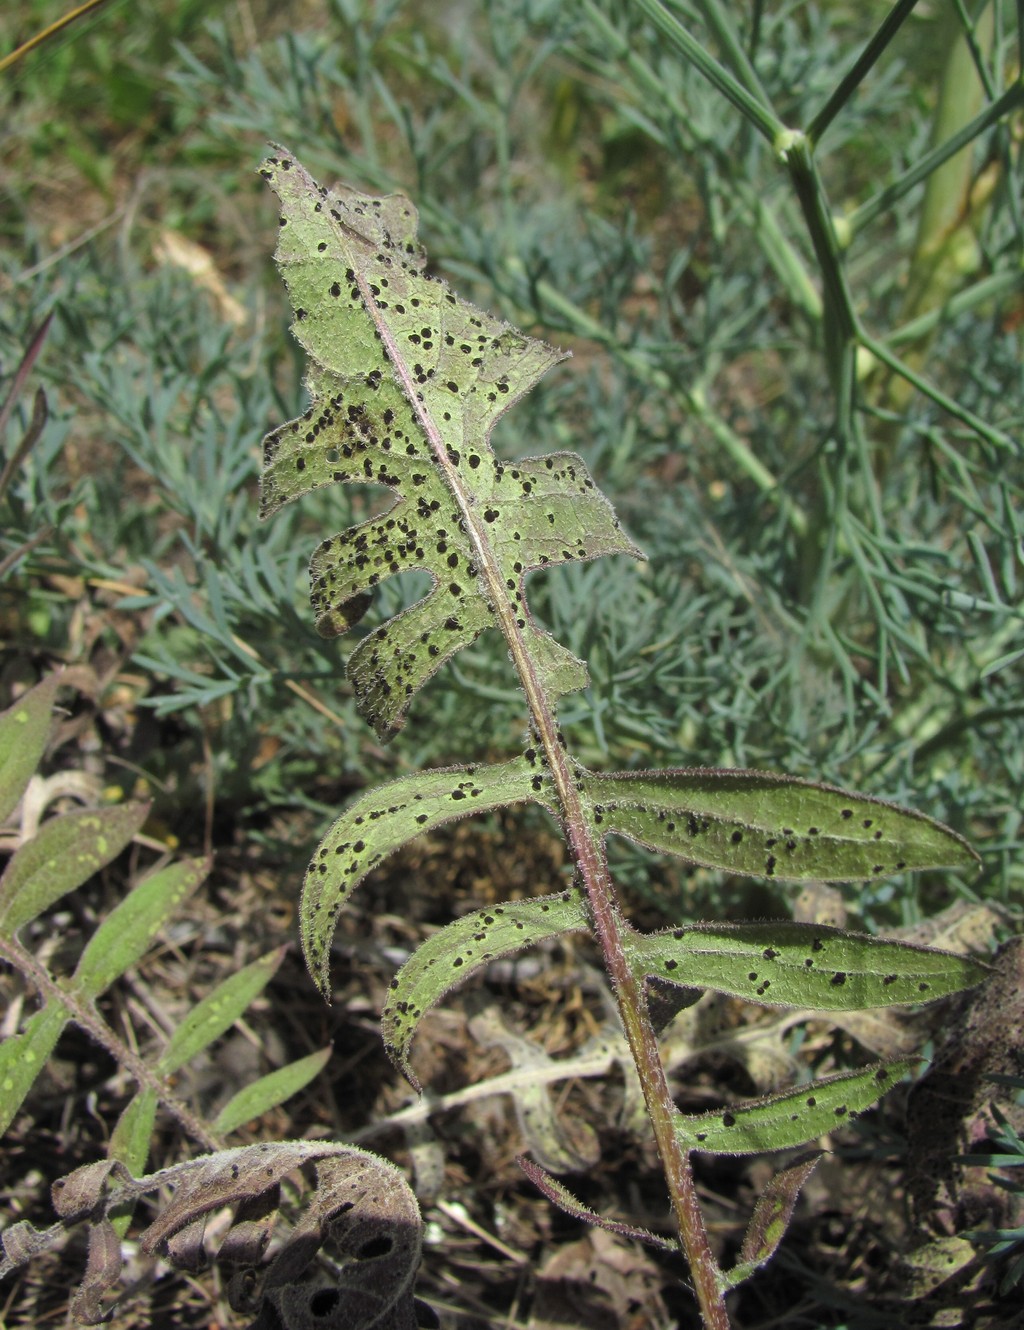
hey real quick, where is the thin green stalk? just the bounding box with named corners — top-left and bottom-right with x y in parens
top-left (777, 134), bottom-right (859, 386)
top-left (846, 78), bottom-right (1024, 236)
top-left (861, 329), bottom-right (1020, 453)
top-left (884, 268), bottom-right (1024, 347)
top-left (631, 0), bottom-right (784, 144)
top-left (807, 0), bottom-right (923, 145)
top-left (692, 0), bottom-right (774, 111)
top-left (732, 179), bottom-right (823, 322)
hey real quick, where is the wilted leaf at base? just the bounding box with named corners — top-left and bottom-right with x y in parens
top-left (469, 1004), bottom-right (600, 1173)
top-left (1, 1144), bottom-right (425, 1330)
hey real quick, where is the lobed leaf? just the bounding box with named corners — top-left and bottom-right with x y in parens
top-left (0, 802), bottom-right (150, 933)
top-left (586, 768), bottom-right (979, 881)
top-left (624, 920), bottom-right (987, 1010)
top-left (301, 757), bottom-right (556, 995)
top-left (381, 889), bottom-right (590, 1088)
top-left (0, 674), bottom-right (59, 824)
top-left (259, 148), bottom-right (642, 739)
top-left (675, 1059), bottom-right (911, 1154)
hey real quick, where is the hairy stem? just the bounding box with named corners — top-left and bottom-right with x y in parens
top-left (357, 219), bottom-right (731, 1325)
top-left (0, 932), bottom-right (220, 1152)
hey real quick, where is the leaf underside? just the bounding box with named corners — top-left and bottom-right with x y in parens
top-left (675, 1059), bottom-right (911, 1154)
top-left (625, 920), bottom-right (987, 1009)
top-left (301, 757), bottom-right (557, 994)
top-left (259, 148), bottom-right (642, 739)
top-left (587, 768), bottom-right (979, 882)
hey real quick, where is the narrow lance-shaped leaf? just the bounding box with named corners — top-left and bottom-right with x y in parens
top-left (675, 1059), bottom-right (911, 1155)
top-left (382, 890), bottom-right (590, 1088)
top-left (155, 948), bottom-right (287, 1077)
top-left (585, 768), bottom-right (978, 881)
top-left (624, 920), bottom-right (987, 1010)
top-left (213, 1046), bottom-right (333, 1136)
top-left (0, 674), bottom-right (59, 824)
top-left (73, 857), bottom-right (210, 996)
top-left (259, 148), bottom-right (642, 739)
top-left (0, 802), bottom-right (150, 933)
top-left (0, 1002), bottom-right (68, 1136)
top-left (301, 757), bottom-right (556, 994)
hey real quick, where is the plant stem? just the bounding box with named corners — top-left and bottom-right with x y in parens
top-left (0, 931), bottom-right (220, 1152)
top-left (371, 246), bottom-right (732, 1328)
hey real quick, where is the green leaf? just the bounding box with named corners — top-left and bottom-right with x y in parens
top-left (675, 1060), bottom-right (910, 1154)
top-left (381, 889), bottom-right (590, 1087)
top-left (301, 757), bottom-right (555, 995)
top-left (586, 768), bottom-right (979, 881)
top-left (213, 1046), bottom-right (333, 1135)
top-left (0, 675), bottom-right (59, 824)
top-left (155, 949), bottom-right (287, 1076)
top-left (0, 1001), bottom-right (69, 1136)
top-left (724, 1154), bottom-right (821, 1287)
top-left (73, 856), bottom-right (210, 996)
top-left (109, 1092), bottom-right (158, 1192)
top-left (0, 803), bottom-right (150, 933)
top-left (259, 149), bottom-right (642, 740)
top-left (624, 920), bottom-right (987, 1009)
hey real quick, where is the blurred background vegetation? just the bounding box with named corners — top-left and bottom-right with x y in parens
top-left (2, 1), bottom-right (1023, 1325)
top-left (4, 0), bottom-right (1020, 933)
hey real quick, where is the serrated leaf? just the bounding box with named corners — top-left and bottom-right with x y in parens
top-left (0, 802), bottom-right (150, 933)
top-left (0, 1001), bottom-right (68, 1136)
top-left (586, 768), bottom-right (978, 881)
top-left (213, 1046), bottom-right (333, 1135)
top-left (381, 889), bottom-right (590, 1087)
top-left (259, 148), bottom-right (642, 739)
top-left (0, 675), bottom-right (59, 824)
top-left (73, 856), bottom-right (209, 996)
top-left (155, 948), bottom-right (286, 1076)
top-left (301, 757), bottom-right (555, 995)
top-left (624, 920), bottom-right (987, 1009)
top-left (676, 1059), bottom-right (910, 1154)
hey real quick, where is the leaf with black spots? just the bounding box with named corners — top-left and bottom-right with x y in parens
top-left (259, 149), bottom-right (642, 739)
top-left (301, 757), bottom-right (557, 996)
top-left (585, 767), bottom-right (978, 881)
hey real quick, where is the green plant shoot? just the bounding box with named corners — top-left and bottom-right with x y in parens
top-left (259, 147), bottom-right (982, 1330)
